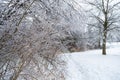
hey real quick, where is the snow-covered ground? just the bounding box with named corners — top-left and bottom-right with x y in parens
top-left (64, 42), bottom-right (120, 80)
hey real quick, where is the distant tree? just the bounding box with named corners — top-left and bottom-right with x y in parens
top-left (86, 0), bottom-right (120, 55)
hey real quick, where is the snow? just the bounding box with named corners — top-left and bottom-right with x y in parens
top-left (64, 42), bottom-right (120, 80)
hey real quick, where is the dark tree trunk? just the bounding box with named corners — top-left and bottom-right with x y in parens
top-left (98, 39), bottom-right (101, 48)
top-left (102, 11), bottom-right (108, 55)
top-left (98, 30), bottom-right (101, 49)
top-left (102, 31), bottom-right (107, 55)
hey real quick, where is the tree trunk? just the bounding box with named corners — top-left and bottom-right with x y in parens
top-left (98, 39), bottom-right (101, 48)
top-left (98, 28), bottom-right (101, 48)
top-left (102, 31), bottom-right (107, 55)
top-left (102, 11), bottom-right (108, 55)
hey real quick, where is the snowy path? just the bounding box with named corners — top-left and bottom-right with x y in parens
top-left (64, 42), bottom-right (120, 80)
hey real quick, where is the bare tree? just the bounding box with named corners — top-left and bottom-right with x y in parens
top-left (85, 0), bottom-right (120, 55)
top-left (0, 0), bottom-right (66, 80)
top-left (0, 0), bottom-right (86, 80)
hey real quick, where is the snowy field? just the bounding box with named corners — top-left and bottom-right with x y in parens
top-left (64, 42), bottom-right (120, 80)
